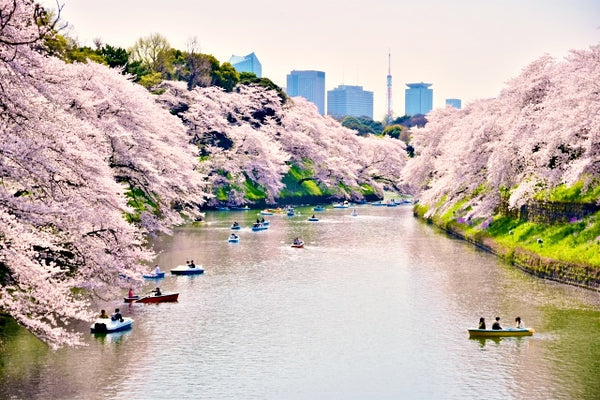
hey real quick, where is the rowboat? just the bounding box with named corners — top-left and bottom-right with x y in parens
top-left (291, 241), bottom-right (305, 248)
top-left (332, 201), bottom-right (349, 208)
top-left (228, 235), bottom-right (240, 243)
top-left (90, 317), bottom-right (133, 333)
top-left (230, 223), bottom-right (241, 230)
top-left (467, 328), bottom-right (535, 338)
top-left (307, 217), bottom-right (319, 222)
top-left (260, 209), bottom-right (274, 215)
top-left (142, 271), bottom-right (165, 279)
top-left (171, 264), bottom-right (205, 275)
top-left (251, 223), bottom-right (268, 231)
top-left (125, 292), bottom-right (179, 303)
top-left (313, 205), bottom-right (326, 211)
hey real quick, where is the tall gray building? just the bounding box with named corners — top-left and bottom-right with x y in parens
top-left (229, 52), bottom-right (262, 77)
top-left (327, 85), bottom-right (373, 119)
top-left (286, 70), bottom-right (326, 115)
top-left (405, 82), bottom-right (433, 116)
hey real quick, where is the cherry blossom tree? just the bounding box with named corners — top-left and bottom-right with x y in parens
top-left (1, 0), bottom-right (208, 347)
top-left (404, 44), bottom-right (600, 221)
top-left (159, 81), bottom-right (407, 204)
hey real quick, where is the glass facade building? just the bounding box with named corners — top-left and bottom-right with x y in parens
top-left (286, 70), bottom-right (326, 115)
top-left (405, 82), bottom-right (433, 116)
top-left (327, 85), bottom-right (374, 119)
top-left (445, 98), bottom-right (462, 109)
top-left (229, 52), bottom-right (262, 77)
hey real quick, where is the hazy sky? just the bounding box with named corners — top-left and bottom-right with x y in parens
top-left (40, 0), bottom-right (599, 120)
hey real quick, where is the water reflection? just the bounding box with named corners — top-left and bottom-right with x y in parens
top-left (1, 206), bottom-right (599, 399)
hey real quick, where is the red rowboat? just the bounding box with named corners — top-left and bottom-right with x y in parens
top-left (124, 293), bottom-right (179, 303)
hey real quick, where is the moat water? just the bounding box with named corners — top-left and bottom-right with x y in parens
top-left (1, 205), bottom-right (599, 399)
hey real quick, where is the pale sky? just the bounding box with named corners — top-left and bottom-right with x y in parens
top-left (40, 0), bottom-right (599, 120)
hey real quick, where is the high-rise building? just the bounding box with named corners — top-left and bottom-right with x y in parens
top-left (445, 98), bottom-right (462, 109)
top-left (405, 82), bottom-right (433, 116)
top-left (327, 85), bottom-right (373, 119)
top-left (286, 70), bottom-right (326, 114)
top-left (229, 52), bottom-right (262, 77)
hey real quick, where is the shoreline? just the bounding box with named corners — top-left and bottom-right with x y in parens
top-left (414, 209), bottom-right (600, 292)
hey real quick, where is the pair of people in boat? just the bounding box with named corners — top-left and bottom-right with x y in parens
top-left (100, 308), bottom-right (123, 322)
top-left (232, 221), bottom-right (239, 227)
top-left (186, 260), bottom-right (196, 268)
top-left (255, 217), bottom-right (266, 224)
top-left (478, 316), bottom-right (524, 330)
top-left (128, 287), bottom-right (161, 298)
top-left (293, 237), bottom-right (302, 245)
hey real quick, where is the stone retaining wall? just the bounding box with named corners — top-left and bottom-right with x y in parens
top-left (498, 200), bottom-right (600, 224)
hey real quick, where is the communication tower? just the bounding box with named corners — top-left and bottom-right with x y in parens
top-left (386, 51), bottom-right (393, 123)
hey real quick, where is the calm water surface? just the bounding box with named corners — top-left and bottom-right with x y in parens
top-left (1, 205), bottom-right (599, 399)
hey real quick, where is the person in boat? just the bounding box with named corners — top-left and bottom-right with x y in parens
top-left (99, 309), bottom-right (109, 319)
top-left (233, 221), bottom-right (239, 227)
top-left (261, 217), bottom-right (265, 223)
top-left (111, 308), bottom-right (123, 322)
top-left (478, 317), bottom-right (486, 329)
top-left (128, 288), bottom-right (134, 299)
top-left (492, 317), bottom-right (502, 330)
top-left (293, 237), bottom-right (301, 245)
top-left (154, 264), bottom-right (161, 275)
top-left (311, 214), bottom-right (316, 219)
top-left (189, 260), bottom-right (196, 268)
top-left (153, 287), bottom-right (162, 296)
top-left (230, 233), bottom-right (238, 239)
top-left (256, 218), bottom-right (261, 223)
top-left (515, 316), bottom-right (524, 329)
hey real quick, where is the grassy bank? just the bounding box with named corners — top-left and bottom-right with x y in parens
top-left (414, 204), bottom-right (600, 290)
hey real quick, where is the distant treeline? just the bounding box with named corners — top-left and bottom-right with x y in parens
top-left (44, 31), bottom-right (285, 99)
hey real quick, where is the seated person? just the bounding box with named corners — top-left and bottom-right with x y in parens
top-left (111, 308), bottom-right (123, 322)
top-left (189, 260), bottom-right (196, 268)
top-left (153, 287), bottom-right (162, 296)
top-left (154, 264), bottom-right (161, 274)
top-left (515, 316), bottom-right (524, 329)
top-left (478, 317), bottom-right (486, 329)
top-left (491, 316), bottom-right (502, 330)
top-left (99, 309), bottom-right (109, 319)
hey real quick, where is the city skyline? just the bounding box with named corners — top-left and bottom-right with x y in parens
top-left (39, 0), bottom-right (600, 120)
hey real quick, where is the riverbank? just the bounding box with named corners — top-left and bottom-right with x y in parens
top-left (413, 206), bottom-right (600, 291)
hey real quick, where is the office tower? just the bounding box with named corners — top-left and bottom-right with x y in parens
top-left (445, 98), bottom-right (462, 109)
top-left (229, 52), bottom-right (262, 77)
top-left (405, 82), bottom-right (433, 116)
top-left (286, 70), bottom-right (326, 114)
top-left (327, 85), bottom-right (374, 119)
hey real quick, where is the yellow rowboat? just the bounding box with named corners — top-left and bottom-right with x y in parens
top-left (468, 328), bottom-right (535, 338)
